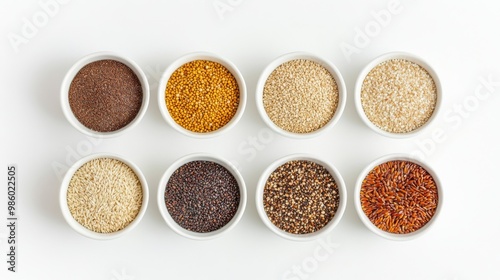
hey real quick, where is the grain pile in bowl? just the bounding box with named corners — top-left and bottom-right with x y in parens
top-left (360, 160), bottom-right (438, 234)
top-left (69, 60), bottom-right (143, 132)
top-left (66, 158), bottom-right (143, 233)
top-left (165, 60), bottom-right (240, 133)
top-left (263, 160), bottom-right (340, 234)
top-left (164, 161), bottom-right (240, 233)
top-left (263, 59), bottom-right (339, 134)
top-left (360, 59), bottom-right (437, 133)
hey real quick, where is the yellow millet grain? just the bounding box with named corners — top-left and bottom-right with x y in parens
top-left (165, 60), bottom-right (240, 133)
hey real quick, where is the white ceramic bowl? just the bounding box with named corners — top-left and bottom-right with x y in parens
top-left (59, 153), bottom-right (149, 240)
top-left (157, 153), bottom-right (247, 240)
top-left (354, 154), bottom-right (443, 241)
top-left (354, 52), bottom-right (442, 138)
top-left (255, 52), bottom-right (347, 139)
top-left (157, 52), bottom-right (247, 138)
top-left (60, 52), bottom-right (150, 138)
top-left (256, 154), bottom-right (347, 241)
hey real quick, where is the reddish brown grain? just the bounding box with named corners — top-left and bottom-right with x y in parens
top-left (360, 160), bottom-right (438, 234)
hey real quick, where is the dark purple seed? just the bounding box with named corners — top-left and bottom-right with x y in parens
top-left (165, 160), bottom-right (240, 233)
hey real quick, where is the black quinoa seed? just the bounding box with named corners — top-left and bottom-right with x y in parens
top-left (165, 161), bottom-right (240, 233)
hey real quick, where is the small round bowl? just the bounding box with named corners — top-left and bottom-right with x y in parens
top-left (354, 52), bottom-right (442, 138)
top-left (60, 52), bottom-right (150, 138)
top-left (255, 52), bottom-right (347, 139)
top-left (59, 153), bottom-right (149, 240)
top-left (354, 154), bottom-right (443, 241)
top-left (157, 153), bottom-right (247, 240)
top-left (157, 52), bottom-right (247, 138)
top-left (256, 154), bottom-right (347, 241)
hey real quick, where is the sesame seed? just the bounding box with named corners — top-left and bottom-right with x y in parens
top-left (361, 59), bottom-right (437, 133)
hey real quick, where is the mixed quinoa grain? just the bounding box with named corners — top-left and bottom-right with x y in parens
top-left (263, 160), bottom-right (340, 234)
top-left (165, 60), bottom-right (240, 133)
top-left (361, 59), bottom-right (437, 133)
top-left (263, 59), bottom-right (339, 134)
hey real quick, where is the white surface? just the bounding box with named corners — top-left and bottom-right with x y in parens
top-left (1, 0), bottom-right (500, 279)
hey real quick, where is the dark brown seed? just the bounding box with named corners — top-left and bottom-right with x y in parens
top-left (360, 160), bottom-right (438, 234)
top-left (69, 59), bottom-right (143, 132)
top-left (165, 161), bottom-right (240, 233)
top-left (263, 160), bottom-right (339, 234)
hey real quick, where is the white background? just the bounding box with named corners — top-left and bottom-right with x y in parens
top-left (1, 0), bottom-right (500, 279)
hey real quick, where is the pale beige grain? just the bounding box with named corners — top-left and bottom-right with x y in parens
top-left (66, 158), bottom-right (143, 233)
top-left (263, 59), bottom-right (339, 134)
top-left (361, 59), bottom-right (437, 133)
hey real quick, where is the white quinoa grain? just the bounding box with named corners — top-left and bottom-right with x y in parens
top-left (263, 59), bottom-right (339, 134)
top-left (361, 59), bottom-right (437, 133)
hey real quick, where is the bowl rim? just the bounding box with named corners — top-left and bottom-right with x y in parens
top-left (353, 153), bottom-right (444, 241)
top-left (255, 154), bottom-right (347, 241)
top-left (60, 51), bottom-right (150, 138)
top-left (59, 152), bottom-right (149, 240)
top-left (354, 51), bottom-right (443, 139)
top-left (157, 152), bottom-right (247, 240)
top-left (255, 51), bottom-right (347, 139)
top-left (157, 52), bottom-right (247, 139)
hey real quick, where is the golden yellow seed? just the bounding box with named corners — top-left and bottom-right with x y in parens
top-left (165, 60), bottom-right (239, 133)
